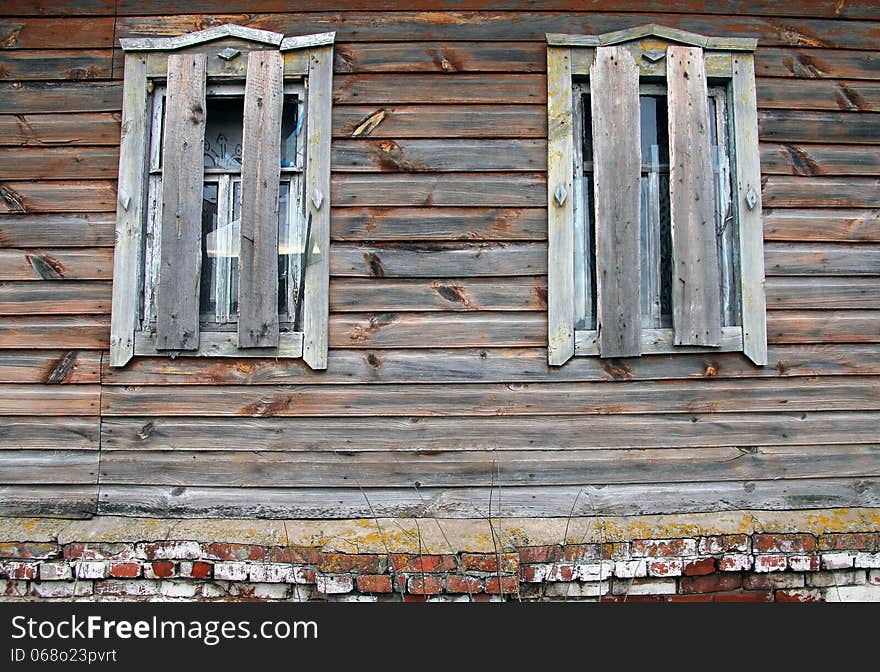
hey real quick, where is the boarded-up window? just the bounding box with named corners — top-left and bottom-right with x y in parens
top-left (546, 26), bottom-right (766, 366)
top-left (109, 25), bottom-right (335, 369)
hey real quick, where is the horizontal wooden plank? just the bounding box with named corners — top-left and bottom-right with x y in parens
top-left (0, 147), bottom-right (119, 180)
top-left (0, 384), bottom-right (100, 415)
top-left (0, 49), bottom-right (112, 81)
top-left (0, 249), bottom-right (114, 280)
top-left (759, 110), bottom-right (880, 144)
top-left (0, 181), bottom-right (117, 213)
top-left (100, 377), bottom-right (880, 417)
top-left (331, 277), bottom-right (546, 312)
top-left (0, 416), bottom-right (99, 450)
top-left (94, 478), bottom-right (880, 518)
top-left (333, 105), bottom-right (546, 138)
top-left (756, 48), bottom-right (880, 80)
top-left (0, 113), bottom-right (121, 147)
top-left (0, 82), bottom-right (121, 114)
top-left (0, 213), bottom-right (116, 247)
top-left (757, 78), bottom-right (880, 111)
top-left (332, 139), bottom-right (545, 172)
top-left (0, 350), bottom-right (101, 383)
top-left (0, 316), bottom-right (108, 349)
top-left (115, 13), bottom-right (880, 49)
top-left (330, 312), bottom-right (546, 348)
top-left (335, 41), bottom-right (545, 73)
top-left (764, 242), bottom-right (880, 275)
top-left (766, 277), bottom-right (880, 309)
top-left (0, 451), bottom-right (98, 485)
top-left (762, 176), bottom-right (880, 208)
top-left (100, 411), bottom-right (880, 452)
top-left (99, 444), bottom-right (880, 488)
top-left (0, 17), bottom-right (114, 47)
top-left (763, 208), bottom-right (880, 242)
top-left (331, 207), bottom-right (547, 241)
top-left (761, 143), bottom-right (880, 176)
top-left (0, 281), bottom-right (111, 314)
top-left (101, 344), bottom-right (880, 386)
top-left (768, 310), bottom-right (880, 343)
top-left (333, 73), bottom-right (545, 104)
top-left (1, 486), bottom-right (96, 518)
top-left (330, 242), bottom-right (546, 277)
top-left (332, 173), bottom-right (545, 207)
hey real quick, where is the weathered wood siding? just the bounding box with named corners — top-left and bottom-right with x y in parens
top-left (0, 2), bottom-right (878, 518)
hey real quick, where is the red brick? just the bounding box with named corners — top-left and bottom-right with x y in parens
top-left (547, 564), bottom-right (576, 582)
top-left (698, 535), bottom-right (749, 555)
top-left (486, 576), bottom-right (519, 595)
top-left (149, 561), bottom-right (175, 579)
top-left (461, 553), bottom-right (518, 573)
top-left (517, 545), bottom-right (563, 564)
top-left (0, 542), bottom-right (60, 560)
top-left (714, 591), bottom-right (773, 603)
top-left (189, 562), bottom-right (212, 580)
top-left (631, 538), bottom-right (697, 558)
top-left (680, 573), bottom-right (742, 594)
top-left (667, 594), bottom-right (714, 602)
top-left (562, 544), bottom-right (607, 562)
top-left (753, 533), bottom-right (816, 554)
top-left (63, 543), bottom-right (133, 561)
top-left (201, 542), bottom-right (266, 562)
top-left (649, 559), bottom-right (683, 577)
top-left (356, 574), bottom-right (393, 594)
top-left (445, 575), bottom-right (483, 594)
top-left (519, 565), bottom-right (546, 583)
top-left (776, 589), bottom-right (823, 603)
top-left (108, 562), bottom-right (141, 578)
top-left (744, 573), bottom-right (804, 590)
top-left (788, 555), bottom-right (820, 572)
top-left (754, 554), bottom-right (787, 573)
top-left (402, 595), bottom-right (428, 603)
top-left (684, 557), bottom-right (716, 576)
top-left (818, 533), bottom-right (879, 552)
top-left (319, 553), bottom-right (384, 574)
top-left (407, 575), bottom-right (443, 595)
top-left (389, 553), bottom-right (456, 573)
top-left (268, 546), bottom-right (322, 564)
top-left (2, 562), bottom-right (38, 580)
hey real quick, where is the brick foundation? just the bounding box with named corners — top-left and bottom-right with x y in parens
top-left (2, 532), bottom-right (879, 602)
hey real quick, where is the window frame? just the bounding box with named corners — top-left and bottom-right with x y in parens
top-left (110, 24), bottom-right (335, 369)
top-left (546, 25), bottom-right (767, 366)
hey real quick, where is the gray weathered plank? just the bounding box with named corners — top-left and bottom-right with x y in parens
top-left (763, 176), bottom-right (880, 208)
top-left (766, 277), bottom-right (880, 309)
top-left (761, 143), bottom-right (880, 176)
top-left (0, 181), bottom-right (116, 213)
top-left (759, 110), bottom-right (880, 145)
top-left (330, 242), bottom-right (546, 277)
top-left (101, 344), bottom-right (880, 386)
top-left (763, 208), bottom-right (880, 243)
top-left (764, 242), bottom-right (880, 275)
top-left (668, 46), bottom-right (722, 346)
top-left (0, 249), bottom-right (113, 280)
top-left (0, 451), bottom-right (99, 485)
top-left (135, 331), bottom-right (303, 359)
top-left (756, 78), bottom-right (880, 112)
top-left (546, 46), bottom-right (575, 366)
top-left (0, 385), bottom-right (100, 416)
top-left (0, 82), bottom-right (122, 115)
top-left (155, 52), bottom-right (207, 352)
top-left (302, 45), bottom-right (334, 370)
top-left (733, 53), bottom-right (768, 366)
top-left (591, 46), bottom-right (641, 358)
top-left (100, 411), bottom-right (880, 452)
top-left (0, 350), bottom-right (101, 384)
top-left (0, 281), bottom-right (111, 315)
top-left (0, 113), bottom-right (121, 147)
top-left (0, 147), bottom-right (119, 180)
top-left (1, 486), bottom-right (96, 519)
top-left (98, 444), bottom-right (880, 489)
top-left (0, 214), bottom-right (116, 248)
top-left (99, 377), bottom-right (880, 418)
top-left (576, 326), bottom-right (743, 356)
top-left (330, 207), bottom-right (547, 241)
top-left (329, 277), bottom-right (546, 312)
top-left (238, 50), bottom-right (283, 349)
top-left (768, 310), bottom-right (880, 343)
top-left (334, 41), bottom-right (546, 73)
top-left (0, 316), bottom-right (109, 349)
top-left (95, 477), bottom-right (880, 519)
top-left (333, 73), bottom-right (544, 104)
top-left (756, 48), bottom-right (880, 81)
top-left (0, 416), bottom-right (99, 450)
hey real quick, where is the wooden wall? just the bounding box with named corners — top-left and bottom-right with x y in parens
top-left (0, 1), bottom-right (878, 519)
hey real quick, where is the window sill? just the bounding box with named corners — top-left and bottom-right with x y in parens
top-left (134, 330), bottom-right (304, 358)
top-left (574, 326), bottom-right (743, 357)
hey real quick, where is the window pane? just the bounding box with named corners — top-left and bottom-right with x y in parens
top-left (199, 183), bottom-right (220, 318)
top-left (574, 92), bottom-right (596, 331)
top-left (200, 180), bottom-right (239, 323)
top-left (278, 182), bottom-right (291, 318)
top-left (280, 95), bottom-right (301, 168)
top-left (203, 97), bottom-right (244, 169)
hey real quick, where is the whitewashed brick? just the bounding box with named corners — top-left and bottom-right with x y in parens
top-left (614, 560), bottom-right (647, 578)
top-left (788, 555), bottom-right (820, 572)
top-left (824, 585), bottom-right (880, 602)
top-left (30, 581), bottom-right (92, 598)
top-left (754, 554), bottom-right (787, 573)
top-left (807, 570), bottom-right (867, 588)
top-left (719, 554), bottom-right (752, 571)
top-left (631, 539), bottom-right (697, 558)
top-left (332, 595), bottom-right (378, 602)
top-left (0, 579), bottom-right (28, 597)
top-left (76, 561), bottom-right (107, 579)
top-left (202, 583), bottom-right (227, 598)
top-left (544, 581), bottom-right (609, 598)
top-left (822, 552), bottom-right (856, 570)
top-left (868, 570), bottom-right (880, 585)
top-left (612, 578), bottom-right (677, 596)
top-left (95, 580), bottom-right (160, 597)
top-left (136, 541), bottom-right (201, 560)
top-left (160, 580), bottom-right (200, 598)
top-left (648, 558), bottom-right (683, 577)
top-left (248, 563), bottom-right (294, 583)
top-left (854, 552), bottom-right (880, 569)
top-left (576, 562), bottom-right (613, 582)
top-left (214, 562), bottom-right (248, 581)
top-left (39, 562), bottom-right (72, 581)
top-left (316, 574), bottom-right (353, 595)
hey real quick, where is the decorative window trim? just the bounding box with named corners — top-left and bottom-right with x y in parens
top-left (546, 25), bottom-right (766, 367)
top-left (110, 24), bottom-right (334, 369)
